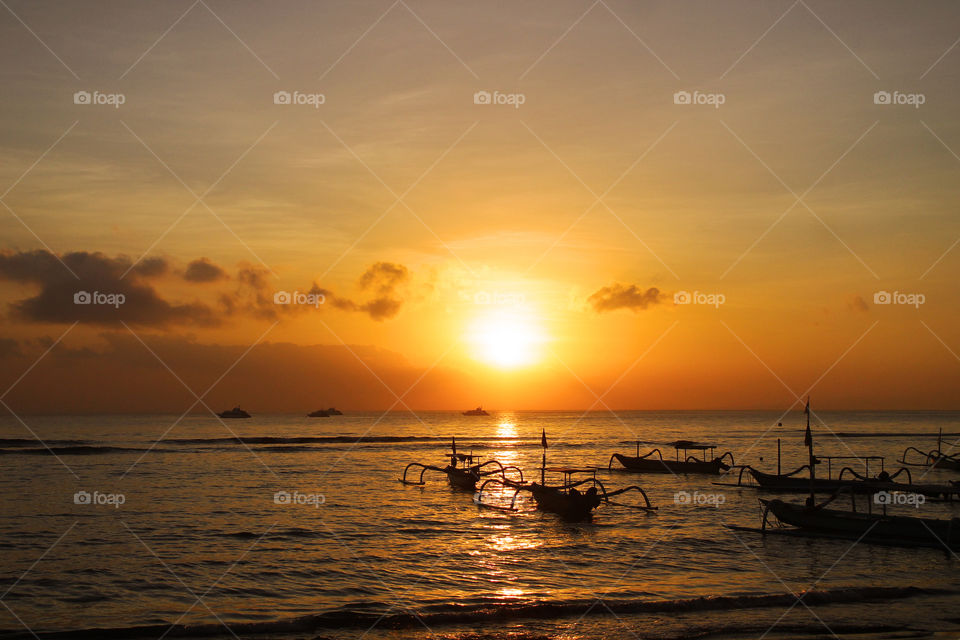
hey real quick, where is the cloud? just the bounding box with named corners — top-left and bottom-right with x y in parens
top-left (0, 250), bottom-right (217, 327)
top-left (849, 295), bottom-right (869, 312)
top-left (308, 262), bottom-right (410, 321)
top-left (358, 261), bottom-right (409, 294)
top-left (588, 283), bottom-right (663, 313)
top-left (183, 258), bottom-right (227, 283)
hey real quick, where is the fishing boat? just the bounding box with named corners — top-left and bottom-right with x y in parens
top-left (475, 430), bottom-right (657, 520)
top-left (729, 462), bottom-right (960, 501)
top-left (736, 496), bottom-right (960, 550)
top-left (399, 438), bottom-right (523, 491)
top-left (899, 429), bottom-right (960, 471)
top-left (728, 398), bottom-right (960, 549)
top-left (462, 406), bottom-right (489, 416)
top-left (307, 409), bottom-right (330, 417)
top-left (609, 440), bottom-right (734, 475)
top-left (217, 406), bottom-right (251, 419)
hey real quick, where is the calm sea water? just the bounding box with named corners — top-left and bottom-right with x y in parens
top-left (1, 410), bottom-right (959, 639)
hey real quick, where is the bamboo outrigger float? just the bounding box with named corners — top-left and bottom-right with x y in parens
top-left (609, 440), bottom-right (734, 475)
top-left (899, 429), bottom-right (960, 472)
top-left (399, 438), bottom-right (523, 490)
top-left (475, 430), bottom-right (657, 520)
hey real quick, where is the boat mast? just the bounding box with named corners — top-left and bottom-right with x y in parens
top-left (804, 397), bottom-right (815, 506)
top-left (541, 429), bottom-right (547, 484)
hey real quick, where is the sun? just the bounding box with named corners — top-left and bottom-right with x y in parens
top-left (467, 310), bottom-right (546, 369)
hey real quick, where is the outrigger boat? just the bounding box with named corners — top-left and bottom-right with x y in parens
top-left (728, 398), bottom-right (960, 549)
top-left (899, 429), bottom-right (960, 472)
top-left (399, 438), bottom-right (523, 491)
top-left (728, 493), bottom-right (960, 550)
top-left (475, 430), bottom-right (657, 520)
top-left (609, 440), bottom-right (734, 475)
top-left (728, 458), bottom-right (960, 501)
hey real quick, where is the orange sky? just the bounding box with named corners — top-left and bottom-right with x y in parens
top-left (1, 1), bottom-right (960, 412)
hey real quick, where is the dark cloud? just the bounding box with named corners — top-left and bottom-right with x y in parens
top-left (358, 262), bottom-right (409, 295)
top-left (301, 262), bottom-right (409, 322)
top-left (183, 258), bottom-right (227, 283)
top-left (0, 250), bottom-right (412, 327)
top-left (0, 250), bottom-right (216, 327)
top-left (588, 283), bottom-right (663, 313)
top-left (850, 295), bottom-right (869, 312)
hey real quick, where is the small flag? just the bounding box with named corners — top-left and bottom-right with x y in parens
top-left (803, 398), bottom-right (812, 447)
top-left (452, 436), bottom-right (457, 456)
top-left (803, 398), bottom-right (810, 415)
top-left (541, 429), bottom-right (548, 449)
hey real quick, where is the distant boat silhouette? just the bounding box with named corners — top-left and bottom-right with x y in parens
top-left (325, 407), bottom-right (343, 415)
top-left (462, 406), bottom-right (489, 416)
top-left (218, 406), bottom-right (251, 419)
top-left (307, 409), bottom-right (330, 417)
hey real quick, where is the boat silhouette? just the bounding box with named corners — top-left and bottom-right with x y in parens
top-left (218, 406), bottom-right (251, 419)
top-left (462, 406), bottom-right (489, 416)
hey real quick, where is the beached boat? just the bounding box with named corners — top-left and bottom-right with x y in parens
top-left (307, 409), bottom-right (330, 417)
top-left (899, 430), bottom-right (960, 471)
top-left (399, 438), bottom-right (523, 491)
top-left (747, 497), bottom-right (960, 549)
top-left (462, 406), bottom-right (489, 416)
top-left (218, 406), bottom-right (251, 419)
top-left (609, 440), bottom-right (734, 475)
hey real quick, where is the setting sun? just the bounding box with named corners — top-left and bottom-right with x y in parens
top-left (467, 310), bottom-right (547, 369)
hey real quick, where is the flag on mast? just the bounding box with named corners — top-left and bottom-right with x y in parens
top-left (541, 429), bottom-right (548, 449)
top-left (803, 397), bottom-right (811, 447)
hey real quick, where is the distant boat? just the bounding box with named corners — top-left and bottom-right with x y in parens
top-left (462, 406), bottom-right (489, 416)
top-left (218, 406), bottom-right (251, 419)
top-left (326, 407), bottom-right (343, 415)
top-left (307, 409), bottom-right (330, 418)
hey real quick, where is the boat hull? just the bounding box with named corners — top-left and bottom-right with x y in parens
top-left (748, 470), bottom-right (959, 499)
top-left (764, 499), bottom-right (960, 547)
top-left (529, 484), bottom-right (601, 520)
top-left (611, 453), bottom-right (727, 475)
top-left (446, 467), bottom-right (480, 490)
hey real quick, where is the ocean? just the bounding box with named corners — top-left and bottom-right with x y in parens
top-left (1, 410), bottom-right (959, 639)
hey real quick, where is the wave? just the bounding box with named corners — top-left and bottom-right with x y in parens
top-left (0, 446), bottom-right (164, 456)
top-left (0, 438), bottom-right (92, 447)
top-left (0, 585), bottom-right (945, 639)
top-left (832, 431), bottom-right (960, 438)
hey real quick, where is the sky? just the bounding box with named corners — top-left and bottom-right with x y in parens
top-left (1, 0), bottom-right (960, 412)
